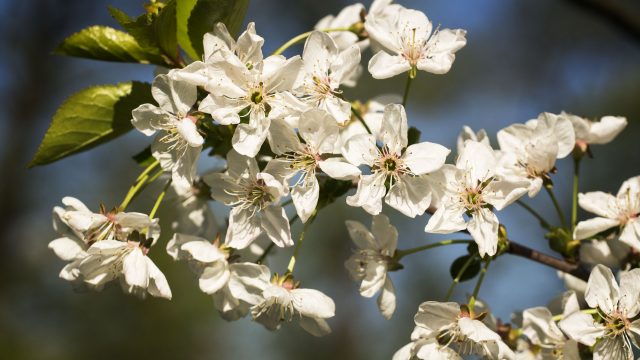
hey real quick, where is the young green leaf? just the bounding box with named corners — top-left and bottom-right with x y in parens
top-left (176, 0), bottom-right (199, 60)
top-left (187, 0), bottom-right (250, 58)
top-left (449, 255), bottom-right (481, 282)
top-left (29, 82), bottom-right (154, 167)
top-left (154, 0), bottom-right (178, 60)
top-left (54, 25), bottom-right (164, 65)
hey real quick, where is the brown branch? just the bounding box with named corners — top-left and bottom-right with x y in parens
top-left (506, 240), bottom-right (590, 281)
top-left (564, 0), bottom-right (640, 43)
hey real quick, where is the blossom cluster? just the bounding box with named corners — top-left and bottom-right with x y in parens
top-left (46, 0), bottom-right (637, 358)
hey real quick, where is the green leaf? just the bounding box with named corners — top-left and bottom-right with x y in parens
top-left (176, 0), bottom-right (199, 60)
top-left (132, 146), bottom-right (155, 167)
top-left (108, 4), bottom-right (179, 66)
top-left (154, 0), bottom-right (178, 59)
top-left (449, 255), bottom-right (481, 282)
top-left (54, 25), bottom-right (163, 65)
top-left (29, 82), bottom-right (154, 167)
top-left (187, 0), bottom-right (250, 58)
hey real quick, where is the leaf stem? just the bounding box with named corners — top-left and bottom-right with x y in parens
top-left (272, 28), bottom-right (353, 56)
top-left (515, 200), bottom-right (552, 230)
top-left (350, 106), bottom-right (372, 134)
top-left (545, 184), bottom-right (568, 228)
top-left (396, 239), bottom-right (472, 259)
top-left (468, 259), bottom-right (491, 311)
top-left (120, 160), bottom-right (163, 210)
top-left (402, 72), bottom-right (414, 106)
top-left (571, 158), bottom-right (581, 233)
top-left (445, 254), bottom-right (477, 301)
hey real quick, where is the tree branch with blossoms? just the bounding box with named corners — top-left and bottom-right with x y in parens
top-left (33, 0), bottom-right (639, 359)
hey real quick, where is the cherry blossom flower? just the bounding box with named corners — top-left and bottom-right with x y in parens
top-left (169, 177), bottom-right (218, 239)
top-left (573, 176), bottom-right (640, 250)
top-left (265, 109), bottom-right (360, 222)
top-left (342, 104), bottom-right (449, 217)
top-left (204, 150), bottom-right (292, 249)
top-left (251, 273), bottom-right (335, 336)
top-left (394, 301), bottom-right (512, 359)
top-left (344, 214), bottom-right (398, 319)
top-left (559, 265), bottom-right (640, 360)
top-left (456, 126), bottom-right (490, 156)
top-left (426, 140), bottom-right (528, 257)
top-left (167, 233), bottom-right (270, 320)
top-left (76, 231), bottom-right (171, 299)
top-left (521, 292), bottom-right (580, 360)
top-left (286, 31), bottom-right (361, 124)
top-left (564, 112), bottom-right (627, 152)
top-left (365, 6), bottom-right (466, 79)
top-left (497, 112), bottom-right (575, 197)
top-left (132, 75), bottom-right (202, 188)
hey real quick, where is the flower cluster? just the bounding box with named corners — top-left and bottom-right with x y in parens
top-left (45, 0), bottom-right (637, 358)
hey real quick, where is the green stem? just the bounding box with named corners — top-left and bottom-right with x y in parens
top-left (286, 216), bottom-right (313, 273)
top-left (515, 200), bottom-right (552, 230)
top-left (119, 161), bottom-right (163, 210)
top-left (272, 28), bottom-right (353, 56)
top-left (468, 259), bottom-right (491, 310)
top-left (396, 239), bottom-right (472, 259)
top-left (545, 185), bottom-right (568, 228)
top-left (149, 179), bottom-right (172, 219)
top-left (445, 255), bottom-right (477, 301)
top-left (136, 160), bottom-right (159, 182)
top-left (350, 106), bottom-right (372, 134)
top-left (571, 158), bottom-right (581, 233)
top-left (402, 72), bottom-right (414, 107)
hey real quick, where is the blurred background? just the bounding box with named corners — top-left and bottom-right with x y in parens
top-left (1, 0), bottom-right (639, 358)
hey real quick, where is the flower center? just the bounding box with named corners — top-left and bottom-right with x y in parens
top-left (605, 311), bottom-right (630, 337)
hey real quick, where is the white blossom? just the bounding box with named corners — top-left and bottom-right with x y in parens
top-left (457, 126), bottom-right (490, 156)
top-left (394, 301), bottom-right (513, 359)
top-left (344, 214), bottom-right (398, 319)
top-left (559, 265), bottom-right (640, 360)
top-left (265, 109), bottom-right (360, 222)
top-left (564, 112), bottom-right (627, 151)
top-left (132, 75), bottom-right (202, 188)
top-left (573, 176), bottom-right (640, 250)
top-left (204, 150), bottom-right (292, 249)
top-left (426, 140), bottom-right (528, 257)
top-left (251, 273), bottom-right (335, 336)
top-left (497, 112), bottom-right (575, 197)
top-left (76, 232), bottom-right (171, 299)
top-left (166, 233), bottom-right (270, 320)
top-left (521, 292), bottom-right (580, 360)
top-left (365, 6), bottom-right (466, 79)
top-left (315, 3), bottom-right (365, 51)
top-left (343, 104), bottom-right (449, 217)
top-left (285, 31), bottom-right (361, 124)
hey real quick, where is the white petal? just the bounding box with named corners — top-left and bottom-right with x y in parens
top-left (152, 75), bottom-right (196, 115)
top-left (588, 116), bottom-right (627, 144)
top-left (291, 288), bottom-right (335, 318)
top-left (176, 118), bottom-right (204, 147)
top-left (414, 301), bottom-right (460, 331)
top-left (368, 51), bottom-right (411, 79)
top-left (619, 268), bottom-right (640, 317)
top-left (457, 140), bottom-right (496, 183)
top-left (379, 104), bottom-right (408, 154)
top-left (48, 237), bottom-right (86, 261)
top-left (225, 207), bottom-right (262, 249)
top-left (468, 208), bottom-right (499, 257)
top-left (123, 248), bottom-right (149, 289)
top-left (417, 28), bottom-right (467, 74)
top-left (574, 217), bottom-right (620, 240)
top-left (317, 159), bottom-right (361, 180)
top-left (341, 133), bottom-right (378, 166)
top-left (458, 317), bottom-right (501, 342)
top-left (402, 142), bottom-right (450, 175)
top-left (267, 117), bottom-right (303, 155)
top-left (377, 277), bottom-right (396, 320)
top-left (371, 213), bottom-right (398, 253)
top-left (385, 175), bottom-right (432, 218)
top-left (360, 264), bottom-right (386, 297)
top-left (232, 120), bottom-right (270, 157)
top-left (199, 261), bottom-right (231, 294)
top-left (299, 316), bottom-right (332, 337)
top-left (292, 179), bottom-right (319, 223)
top-left (180, 240), bottom-right (226, 263)
top-left (425, 204), bottom-right (467, 234)
top-left (346, 173), bottom-right (387, 215)
top-left (345, 220), bottom-right (377, 250)
top-left (260, 206), bottom-right (293, 247)
top-left (558, 311), bottom-right (604, 346)
top-left (146, 257), bottom-right (172, 299)
top-left (298, 109), bottom-right (339, 154)
top-left (131, 104), bottom-right (168, 136)
top-left (585, 264), bottom-right (619, 313)
top-left (578, 191), bottom-right (618, 219)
